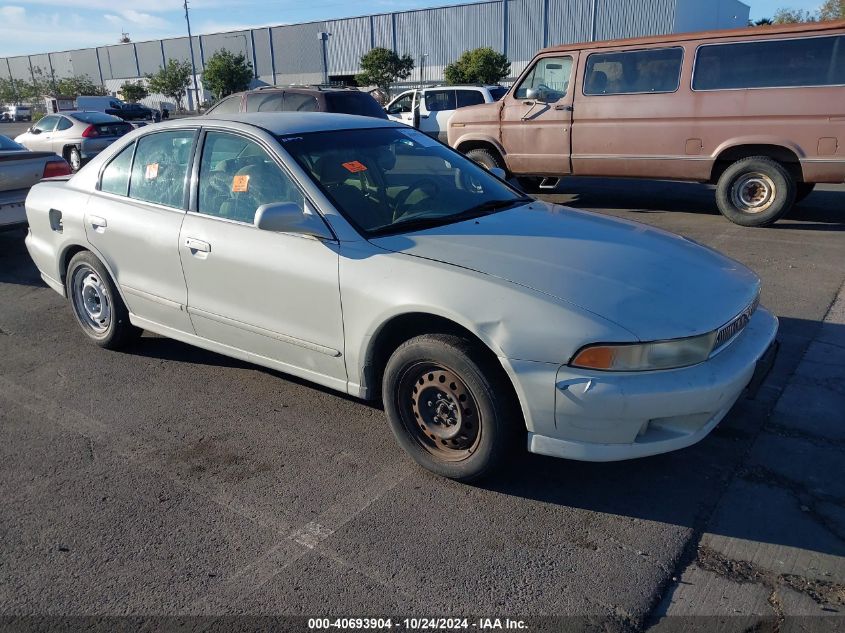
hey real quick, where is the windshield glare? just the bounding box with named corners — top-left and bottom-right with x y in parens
top-left (279, 127), bottom-right (527, 236)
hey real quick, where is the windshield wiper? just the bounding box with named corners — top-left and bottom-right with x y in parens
top-left (369, 197), bottom-right (531, 236)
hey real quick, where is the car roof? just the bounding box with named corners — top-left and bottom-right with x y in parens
top-left (198, 112), bottom-right (401, 135)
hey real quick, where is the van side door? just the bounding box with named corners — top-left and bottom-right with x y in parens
top-left (500, 53), bottom-right (577, 176)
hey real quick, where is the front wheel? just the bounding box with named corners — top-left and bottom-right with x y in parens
top-left (66, 251), bottom-right (141, 349)
top-left (465, 147), bottom-right (508, 177)
top-left (383, 334), bottom-right (521, 481)
top-left (715, 156), bottom-right (795, 227)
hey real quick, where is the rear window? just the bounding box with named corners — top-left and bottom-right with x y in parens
top-left (456, 90), bottom-right (485, 107)
top-left (693, 35), bottom-right (845, 91)
top-left (246, 91), bottom-right (284, 112)
top-left (72, 111), bottom-right (124, 124)
top-left (94, 121), bottom-right (133, 137)
top-left (488, 86), bottom-right (508, 101)
top-left (584, 47), bottom-right (684, 95)
top-left (324, 92), bottom-right (388, 119)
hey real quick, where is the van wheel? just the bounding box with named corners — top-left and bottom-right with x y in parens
top-left (465, 148), bottom-right (509, 177)
top-left (383, 334), bottom-right (520, 482)
top-left (66, 251), bottom-right (141, 349)
top-left (67, 147), bottom-right (82, 172)
top-left (715, 156), bottom-right (795, 227)
top-left (795, 183), bottom-right (815, 204)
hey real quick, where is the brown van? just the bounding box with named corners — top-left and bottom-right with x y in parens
top-left (448, 21), bottom-right (845, 226)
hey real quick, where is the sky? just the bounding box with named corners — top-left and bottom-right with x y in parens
top-left (0, 0), bottom-right (829, 58)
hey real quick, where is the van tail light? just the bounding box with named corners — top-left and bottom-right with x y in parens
top-left (81, 125), bottom-right (99, 138)
top-left (43, 160), bottom-right (72, 178)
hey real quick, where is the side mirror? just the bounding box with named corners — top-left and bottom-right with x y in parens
top-left (489, 167), bottom-right (506, 180)
top-left (254, 202), bottom-right (333, 240)
top-left (30, 127), bottom-right (41, 134)
top-left (525, 87), bottom-right (548, 103)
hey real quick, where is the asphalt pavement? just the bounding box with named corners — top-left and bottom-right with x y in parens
top-left (0, 173), bottom-right (843, 631)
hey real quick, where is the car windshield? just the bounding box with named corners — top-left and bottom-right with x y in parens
top-left (72, 111), bottom-right (123, 124)
top-left (280, 127), bottom-right (530, 236)
top-left (0, 135), bottom-right (25, 150)
top-left (324, 92), bottom-right (388, 119)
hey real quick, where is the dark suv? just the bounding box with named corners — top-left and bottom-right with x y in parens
top-left (204, 86), bottom-right (388, 119)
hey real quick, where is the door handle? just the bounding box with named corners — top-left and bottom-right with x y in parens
top-left (89, 215), bottom-right (107, 230)
top-left (185, 237), bottom-right (211, 253)
top-left (554, 104), bottom-right (573, 111)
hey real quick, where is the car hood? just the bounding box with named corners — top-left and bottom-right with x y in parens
top-left (370, 201), bottom-right (760, 341)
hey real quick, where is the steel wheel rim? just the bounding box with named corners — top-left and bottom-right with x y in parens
top-left (71, 266), bottom-right (111, 335)
top-left (730, 172), bottom-right (776, 214)
top-left (398, 362), bottom-right (481, 462)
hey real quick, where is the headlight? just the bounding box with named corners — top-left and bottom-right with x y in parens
top-left (570, 332), bottom-right (716, 371)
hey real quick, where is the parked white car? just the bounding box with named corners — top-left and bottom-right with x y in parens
top-left (385, 85), bottom-right (507, 141)
top-left (24, 113), bottom-right (778, 480)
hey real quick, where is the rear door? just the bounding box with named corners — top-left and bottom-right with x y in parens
top-left (500, 53), bottom-right (577, 175)
top-left (419, 89), bottom-right (456, 142)
top-left (83, 129), bottom-right (197, 332)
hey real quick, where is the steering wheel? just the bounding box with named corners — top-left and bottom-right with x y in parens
top-left (392, 178), bottom-right (440, 220)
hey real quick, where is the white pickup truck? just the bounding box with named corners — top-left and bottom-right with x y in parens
top-left (385, 85), bottom-right (506, 142)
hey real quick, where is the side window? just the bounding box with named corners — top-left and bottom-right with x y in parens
top-left (206, 95), bottom-right (242, 115)
top-left (197, 131), bottom-right (304, 224)
top-left (246, 92), bottom-right (284, 112)
top-left (55, 117), bottom-right (73, 131)
top-left (584, 47), bottom-right (683, 95)
top-left (100, 142), bottom-right (135, 196)
top-left (456, 90), bottom-right (485, 107)
top-left (693, 35), bottom-right (845, 90)
top-left (33, 116), bottom-right (59, 132)
top-left (424, 90), bottom-right (456, 112)
top-left (387, 93), bottom-right (413, 114)
top-left (514, 56), bottom-right (573, 102)
top-left (283, 93), bottom-right (318, 112)
top-left (128, 130), bottom-right (195, 208)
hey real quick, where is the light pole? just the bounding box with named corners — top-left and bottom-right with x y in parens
top-left (317, 31), bottom-right (332, 85)
top-left (420, 53), bottom-right (428, 87)
top-left (183, 0), bottom-right (200, 111)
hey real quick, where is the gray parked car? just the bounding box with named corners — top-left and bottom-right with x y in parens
top-left (0, 135), bottom-right (70, 228)
top-left (15, 111), bottom-right (133, 171)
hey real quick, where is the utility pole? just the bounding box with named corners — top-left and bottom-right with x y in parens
top-left (184, 0), bottom-right (200, 111)
top-left (420, 53), bottom-right (428, 87)
top-left (317, 32), bottom-right (331, 85)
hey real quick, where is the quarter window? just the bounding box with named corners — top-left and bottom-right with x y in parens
top-left (100, 142), bottom-right (135, 196)
top-left (693, 35), bottom-right (845, 90)
top-left (424, 90), bottom-right (456, 111)
top-left (584, 48), bottom-right (683, 95)
top-left (456, 90), bottom-right (485, 107)
top-left (514, 56), bottom-right (573, 102)
top-left (128, 130), bottom-right (195, 208)
top-left (197, 132), bottom-right (304, 224)
top-left (56, 117), bottom-right (73, 131)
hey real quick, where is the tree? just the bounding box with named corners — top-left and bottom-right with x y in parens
top-left (752, 17), bottom-right (774, 25)
top-left (356, 47), bottom-right (414, 95)
top-left (773, 7), bottom-right (816, 22)
top-left (120, 81), bottom-right (149, 103)
top-left (444, 47), bottom-right (510, 85)
top-left (147, 59), bottom-right (193, 112)
top-left (202, 49), bottom-right (253, 100)
top-left (56, 75), bottom-right (107, 97)
top-left (818, 0), bottom-right (844, 20)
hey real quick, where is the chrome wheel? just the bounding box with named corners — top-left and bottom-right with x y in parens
top-left (399, 363), bottom-right (481, 461)
top-left (69, 149), bottom-right (82, 172)
top-left (730, 172), bottom-right (776, 214)
top-left (70, 266), bottom-right (111, 335)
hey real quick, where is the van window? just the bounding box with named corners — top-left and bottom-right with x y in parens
top-left (283, 93), bottom-right (319, 112)
top-left (693, 35), bottom-right (845, 91)
top-left (246, 91), bottom-right (284, 112)
top-left (425, 90), bottom-right (457, 111)
top-left (584, 47), bottom-right (683, 95)
top-left (514, 56), bottom-right (573, 102)
top-left (456, 90), bottom-right (485, 107)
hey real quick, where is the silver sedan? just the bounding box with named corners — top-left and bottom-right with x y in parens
top-left (23, 113), bottom-right (778, 481)
top-left (15, 111), bottom-right (133, 171)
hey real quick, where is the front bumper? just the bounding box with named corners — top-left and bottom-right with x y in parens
top-left (512, 306), bottom-right (778, 462)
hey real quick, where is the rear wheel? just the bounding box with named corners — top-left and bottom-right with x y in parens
top-left (715, 156), bottom-right (795, 227)
top-left (67, 147), bottom-right (82, 172)
top-left (383, 334), bottom-right (520, 481)
top-left (795, 182), bottom-right (815, 204)
top-left (465, 147), bottom-right (508, 177)
top-left (66, 251), bottom-right (141, 349)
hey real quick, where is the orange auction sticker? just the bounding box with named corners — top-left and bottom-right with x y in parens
top-left (145, 163), bottom-right (159, 180)
top-left (342, 160), bottom-right (367, 173)
top-left (232, 175), bottom-right (250, 192)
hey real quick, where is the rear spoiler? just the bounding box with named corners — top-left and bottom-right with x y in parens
top-left (0, 151), bottom-right (57, 163)
top-left (42, 175), bottom-right (73, 182)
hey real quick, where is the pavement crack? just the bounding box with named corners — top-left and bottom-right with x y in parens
top-left (763, 422), bottom-right (845, 450)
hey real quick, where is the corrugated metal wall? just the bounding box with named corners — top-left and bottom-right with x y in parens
top-left (0, 0), bottom-right (747, 100)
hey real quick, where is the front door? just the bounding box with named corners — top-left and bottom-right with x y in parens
top-left (84, 129), bottom-right (197, 332)
top-left (500, 54), bottom-right (577, 176)
top-left (178, 130), bottom-right (347, 388)
top-left (385, 91), bottom-right (416, 126)
top-left (25, 115), bottom-right (59, 152)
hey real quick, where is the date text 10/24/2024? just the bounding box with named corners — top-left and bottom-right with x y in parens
top-left (308, 618), bottom-right (529, 630)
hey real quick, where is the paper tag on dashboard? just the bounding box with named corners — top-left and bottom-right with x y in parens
top-left (145, 163), bottom-right (159, 180)
top-left (232, 175), bottom-right (250, 192)
top-left (342, 160), bottom-right (367, 173)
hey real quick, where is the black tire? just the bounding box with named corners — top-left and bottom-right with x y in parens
top-left (66, 251), bottom-right (141, 350)
top-left (67, 147), bottom-right (82, 172)
top-left (465, 147), bottom-right (509, 177)
top-left (795, 182), bottom-right (815, 204)
top-left (715, 156), bottom-right (795, 227)
top-left (383, 333), bottom-right (521, 481)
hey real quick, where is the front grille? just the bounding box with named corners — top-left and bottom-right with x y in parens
top-left (713, 296), bottom-right (759, 352)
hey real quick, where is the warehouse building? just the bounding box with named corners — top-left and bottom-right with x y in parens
top-left (0, 0), bottom-right (749, 109)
